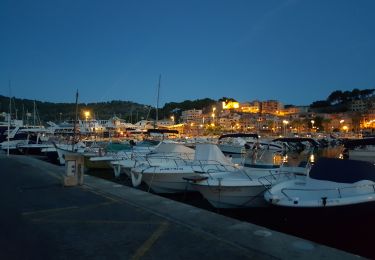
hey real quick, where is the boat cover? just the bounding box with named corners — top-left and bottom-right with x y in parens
top-left (153, 142), bottom-right (195, 155)
top-left (309, 157), bottom-right (375, 183)
top-left (194, 144), bottom-right (233, 165)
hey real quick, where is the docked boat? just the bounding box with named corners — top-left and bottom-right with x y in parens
top-left (217, 133), bottom-right (259, 155)
top-left (53, 142), bottom-right (87, 165)
top-left (0, 126), bottom-right (53, 154)
top-left (271, 137), bottom-right (320, 153)
top-left (108, 141), bottom-right (193, 178)
top-left (187, 151), bottom-right (309, 209)
top-left (130, 143), bottom-right (238, 194)
top-left (342, 137), bottom-right (375, 164)
top-left (265, 158), bottom-right (375, 208)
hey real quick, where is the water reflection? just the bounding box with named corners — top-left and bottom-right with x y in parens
top-left (266, 145), bottom-right (344, 167)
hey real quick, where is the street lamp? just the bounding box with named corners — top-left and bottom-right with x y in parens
top-left (311, 120), bottom-right (315, 130)
top-left (84, 111), bottom-right (90, 130)
top-left (212, 106), bottom-right (216, 124)
top-left (84, 111), bottom-right (90, 121)
top-left (170, 116), bottom-right (175, 124)
top-left (282, 120), bottom-right (289, 136)
top-left (339, 119), bottom-right (345, 132)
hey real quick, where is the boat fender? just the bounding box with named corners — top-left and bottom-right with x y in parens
top-left (113, 164), bottom-right (121, 177)
top-left (131, 171), bottom-right (142, 187)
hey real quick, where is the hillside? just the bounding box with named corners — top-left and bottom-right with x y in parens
top-left (0, 95), bottom-right (216, 124)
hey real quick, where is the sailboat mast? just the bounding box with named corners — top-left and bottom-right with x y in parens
top-left (33, 100), bottom-right (36, 126)
top-left (7, 80), bottom-right (11, 156)
top-left (154, 74), bottom-right (161, 129)
top-left (72, 90), bottom-right (79, 151)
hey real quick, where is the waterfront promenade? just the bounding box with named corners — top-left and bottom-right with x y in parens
top-left (0, 154), bottom-right (360, 259)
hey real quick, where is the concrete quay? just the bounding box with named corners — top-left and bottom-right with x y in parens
top-left (0, 154), bottom-right (361, 259)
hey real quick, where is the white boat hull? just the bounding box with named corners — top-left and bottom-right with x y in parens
top-left (265, 179), bottom-right (375, 208)
top-left (140, 172), bottom-right (198, 193)
top-left (192, 183), bottom-right (267, 208)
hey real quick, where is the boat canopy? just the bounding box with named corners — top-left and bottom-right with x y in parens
top-left (309, 157), bottom-right (375, 183)
top-left (218, 133), bottom-right (259, 140)
top-left (153, 142), bottom-right (195, 155)
top-left (194, 144), bottom-right (233, 165)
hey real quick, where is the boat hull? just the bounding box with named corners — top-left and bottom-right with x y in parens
top-left (140, 172), bottom-right (198, 194)
top-left (192, 183), bottom-right (267, 208)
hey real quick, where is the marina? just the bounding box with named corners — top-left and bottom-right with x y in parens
top-left (2, 1), bottom-right (375, 258)
top-left (1, 103), bottom-right (374, 258)
top-left (0, 152), bottom-right (361, 259)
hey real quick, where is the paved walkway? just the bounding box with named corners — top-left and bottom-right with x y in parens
top-left (0, 154), bottom-right (360, 259)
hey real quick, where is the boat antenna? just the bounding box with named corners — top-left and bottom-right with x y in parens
top-left (154, 74), bottom-right (161, 129)
top-left (72, 89), bottom-right (79, 151)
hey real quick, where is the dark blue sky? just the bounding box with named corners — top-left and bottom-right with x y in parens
top-left (1, 0), bottom-right (375, 107)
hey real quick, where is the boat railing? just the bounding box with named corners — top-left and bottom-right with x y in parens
top-left (280, 182), bottom-right (375, 201)
top-left (258, 172), bottom-right (300, 189)
top-left (137, 156), bottom-right (239, 174)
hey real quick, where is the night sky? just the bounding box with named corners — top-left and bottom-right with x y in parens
top-left (1, 0), bottom-right (375, 107)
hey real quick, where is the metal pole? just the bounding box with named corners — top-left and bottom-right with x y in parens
top-left (154, 74), bottom-right (161, 129)
top-left (7, 80), bottom-right (11, 156)
top-left (72, 90), bottom-right (79, 151)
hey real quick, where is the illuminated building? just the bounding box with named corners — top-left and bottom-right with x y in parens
top-left (181, 109), bottom-right (203, 124)
top-left (222, 100), bottom-right (239, 110)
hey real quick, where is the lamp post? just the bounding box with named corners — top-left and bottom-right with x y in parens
top-left (84, 111), bottom-right (90, 122)
top-left (84, 111), bottom-right (90, 133)
top-left (212, 106), bottom-right (216, 126)
top-left (282, 120), bottom-right (289, 137)
top-left (339, 119), bottom-right (344, 132)
top-left (311, 120), bottom-right (315, 131)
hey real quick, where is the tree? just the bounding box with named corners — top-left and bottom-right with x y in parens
top-left (327, 90), bottom-right (343, 105)
top-left (310, 100), bottom-right (330, 108)
top-left (219, 97), bottom-right (237, 103)
top-left (360, 89), bottom-right (375, 99)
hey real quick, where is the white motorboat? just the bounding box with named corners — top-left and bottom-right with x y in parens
top-left (0, 126), bottom-right (52, 154)
top-left (109, 142), bottom-right (196, 178)
top-left (188, 157), bottom-right (309, 209)
top-left (343, 137), bottom-right (375, 164)
top-left (131, 143), bottom-right (238, 194)
top-left (217, 133), bottom-right (258, 155)
top-left (265, 158), bottom-right (375, 208)
top-left (53, 142), bottom-right (87, 165)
